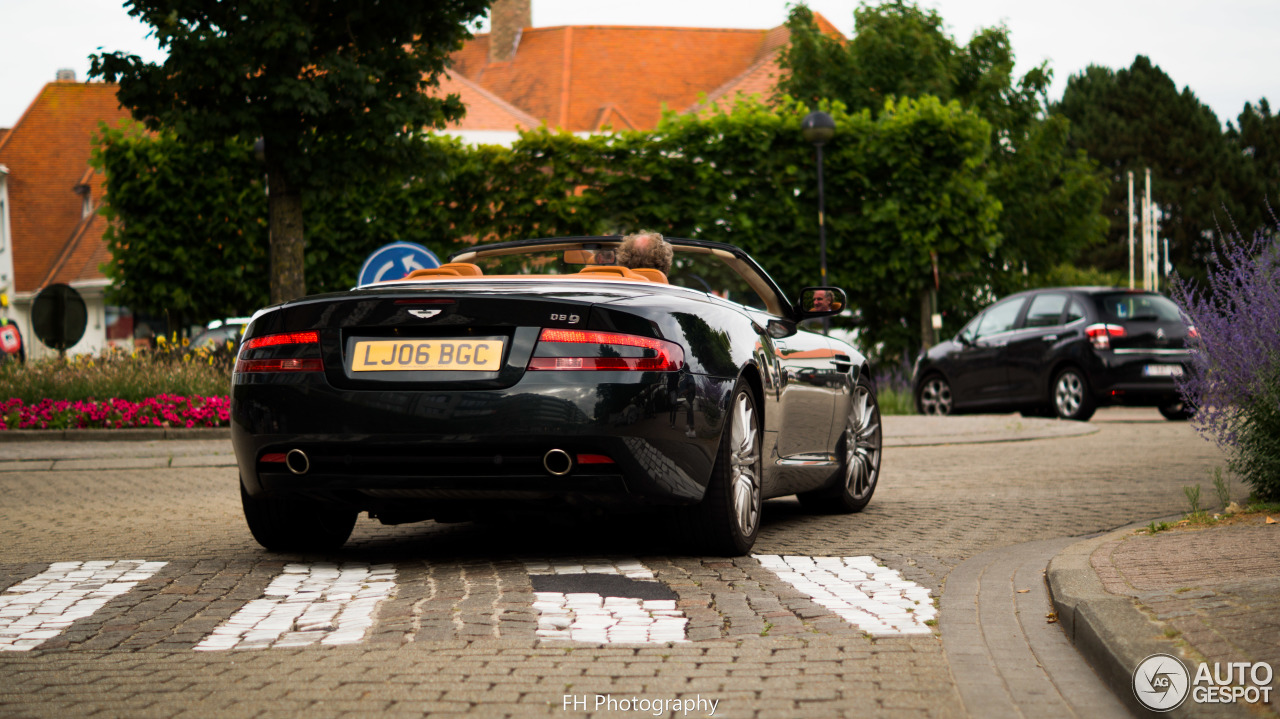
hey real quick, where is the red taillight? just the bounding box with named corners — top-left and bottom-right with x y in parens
top-left (1085, 323), bottom-right (1126, 350)
top-left (236, 358), bottom-right (324, 373)
top-left (1188, 326), bottom-right (1199, 339)
top-left (243, 331), bottom-right (319, 350)
top-left (260, 453), bottom-right (287, 463)
top-left (528, 328), bottom-right (685, 371)
top-left (236, 331), bottom-right (323, 373)
top-left (575, 454), bottom-right (615, 465)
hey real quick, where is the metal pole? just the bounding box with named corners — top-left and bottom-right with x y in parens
top-left (816, 143), bottom-right (828, 335)
top-left (1127, 171), bottom-right (1135, 289)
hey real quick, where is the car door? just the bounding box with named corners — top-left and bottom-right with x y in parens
top-left (1004, 292), bottom-right (1068, 401)
top-left (948, 296), bottom-right (1027, 407)
top-left (772, 329), bottom-right (837, 459)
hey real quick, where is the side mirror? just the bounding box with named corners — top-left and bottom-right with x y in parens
top-left (797, 286), bottom-right (846, 318)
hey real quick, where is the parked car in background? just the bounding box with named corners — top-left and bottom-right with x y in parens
top-left (191, 318), bottom-right (250, 351)
top-left (231, 236), bottom-right (881, 556)
top-left (912, 288), bottom-right (1195, 421)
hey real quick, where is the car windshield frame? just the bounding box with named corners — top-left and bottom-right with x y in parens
top-left (450, 236), bottom-right (792, 317)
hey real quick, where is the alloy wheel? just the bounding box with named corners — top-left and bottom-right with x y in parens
top-left (844, 384), bottom-right (881, 500)
top-left (729, 391), bottom-right (761, 538)
top-left (919, 377), bottom-right (953, 415)
top-left (1055, 372), bottom-right (1084, 417)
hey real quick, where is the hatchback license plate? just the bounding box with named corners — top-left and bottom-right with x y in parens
top-left (1143, 364), bottom-right (1183, 377)
top-left (351, 338), bottom-right (504, 372)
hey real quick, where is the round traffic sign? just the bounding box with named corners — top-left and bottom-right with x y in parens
top-left (31, 284), bottom-right (88, 351)
top-left (357, 242), bottom-right (441, 286)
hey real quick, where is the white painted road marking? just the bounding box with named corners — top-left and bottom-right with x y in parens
top-left (194, 562), bottom-right (396, 651)
top-left (0, 560), bottom-right (167, 651)
top-left (524, 559), bottom-right (689, 644)
top-left (754, 555), bottom-right (937, 636)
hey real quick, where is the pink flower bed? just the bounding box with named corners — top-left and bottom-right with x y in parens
top-left (0, 395), bottom-right (231, 430)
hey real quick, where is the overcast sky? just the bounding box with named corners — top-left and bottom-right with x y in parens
top-left (3, 0), bottom-right (1276, 129)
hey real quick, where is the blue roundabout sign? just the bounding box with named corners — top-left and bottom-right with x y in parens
top-left (357, 242), bottom-right (442, 286)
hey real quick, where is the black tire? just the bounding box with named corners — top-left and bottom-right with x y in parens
top-left (1051, 367), bottom-right (1096, 421)
top-left (798, 375), bottom-right (882, 513)
top-left (241, 479), bottom-right (357, 552)
top-left (679, 379), bottom-right (762, 556)
top-left (1158, 401), bottom-right (1194, 421)
top-left (916, 374), bottom-right (953, 416)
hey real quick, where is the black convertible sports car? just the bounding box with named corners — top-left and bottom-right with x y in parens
top-left (231, 236), bottom-right (881, 555)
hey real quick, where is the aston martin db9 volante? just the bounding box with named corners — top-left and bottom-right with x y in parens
top-left (912, 287), bottom-right (1194, 421)
top-left (232, 236), bottom-right (881, 555)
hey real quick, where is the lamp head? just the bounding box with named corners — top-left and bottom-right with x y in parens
top-left (801, 111), bottom-right (835, 146)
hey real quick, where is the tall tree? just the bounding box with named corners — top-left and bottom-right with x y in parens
top-left (90, 0), bottom-right (490, 304)
top-left (1228, 99), bottom-right (1280, 205)
top-left (1056, 57), bottom-right (1263, 278)
top-left (776, 2), bottom-right (1106, 337)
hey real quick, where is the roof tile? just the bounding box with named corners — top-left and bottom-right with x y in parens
top-left (0, 82), bottom-right (130, 294)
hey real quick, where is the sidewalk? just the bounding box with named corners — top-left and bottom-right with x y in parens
top-left (1048, 514), bottom-right (1279, 718)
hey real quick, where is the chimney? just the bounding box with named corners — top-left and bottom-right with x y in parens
top-left (489, 0), bottom-right (530, 63)
top-left (55, 68), bottom-right (77, 82)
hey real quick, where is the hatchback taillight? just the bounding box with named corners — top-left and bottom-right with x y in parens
top-left (527, 328), bottom-right (685, 371)
top-left (1085, 323), bottom-right (1126, 350)
top-left (235, 331), bottom-right (324, 373)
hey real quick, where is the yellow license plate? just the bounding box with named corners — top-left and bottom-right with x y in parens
top-left (350, 338), bottom-right (505, 372)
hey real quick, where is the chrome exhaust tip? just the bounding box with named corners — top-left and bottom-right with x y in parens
top-left (543, 449), bottom-right (573, 476)
top-left (285, 448), bottom-right (310, 475)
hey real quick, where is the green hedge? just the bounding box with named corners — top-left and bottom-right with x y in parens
top-left (95, 96), bottom-right (1007, 359)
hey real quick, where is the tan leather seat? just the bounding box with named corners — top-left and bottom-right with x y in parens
top-left (402, 262), bottom-right (484, 280)
top-left (630, 268), bottom-right (668, 284)
top-left (577, 265), bottom-right (647, 281)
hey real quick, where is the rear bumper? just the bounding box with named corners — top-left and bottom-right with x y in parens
top-left (232, 371), bottom-right (732, 508)
top-left (1089, 351), bottom-right (1188, 406)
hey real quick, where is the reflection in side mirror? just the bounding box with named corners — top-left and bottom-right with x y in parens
top-left (798, 286), bottom-right (846, 316)
top-left (766, 319), bottom-right (797, 339)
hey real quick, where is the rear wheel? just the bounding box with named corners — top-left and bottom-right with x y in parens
top-left (1052, 368), bottom-right (1096, 421)
top-left (916, 375), bottom-right (953, 416)
top-left (241, 479), bottom-right (357, 552)
top-left (681, 380), bottom-right (761, 556)
top-left (1158, 400), bottom-right (1194, 421)
top-left (799, 375), bottom-right (882, 513)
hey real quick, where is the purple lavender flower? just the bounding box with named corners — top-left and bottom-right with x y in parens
top-left (1171, 225), bottom-right (1280, 500)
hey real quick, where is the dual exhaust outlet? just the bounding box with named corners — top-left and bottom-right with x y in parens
top-left (281, 448), bottom-right (575, 476)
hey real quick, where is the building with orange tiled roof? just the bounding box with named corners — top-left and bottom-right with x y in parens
top-left (441, 0), bottom-right (845, 138)
top-left (0, 74), bottom-right (133, 360)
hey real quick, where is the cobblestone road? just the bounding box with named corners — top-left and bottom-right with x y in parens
top-left (0, 409), bottom-right (1233, 718)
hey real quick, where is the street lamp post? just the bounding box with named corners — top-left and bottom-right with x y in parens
top-left (801, 111), bottom-right (835, 334)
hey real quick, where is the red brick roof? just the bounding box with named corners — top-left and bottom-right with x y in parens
top-left (0, 82), bottom-right (130, 294)
top-left (431, 71), bottom-right (542, 130)
top-left (450, 14), bottom-right (844, 132)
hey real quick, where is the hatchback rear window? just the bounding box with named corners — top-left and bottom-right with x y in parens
top-left (1095, 293), bottom-right (1183, 323)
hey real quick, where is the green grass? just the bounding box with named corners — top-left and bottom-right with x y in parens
top-left (878, 386), bottom-right (914, 416)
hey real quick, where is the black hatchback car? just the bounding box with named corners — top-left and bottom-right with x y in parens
top-left (911, 288), bottom-right (1195, 421)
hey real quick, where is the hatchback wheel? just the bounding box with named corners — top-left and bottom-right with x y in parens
top-left (1052, 368), bottom-right (1096, 421)
top-left (1158, 401), bottom-right (1194, 421)
top-left (916, 375), bottom-right (953, 416)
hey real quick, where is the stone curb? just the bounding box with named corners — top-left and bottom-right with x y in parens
top-left (0, 427), bottom-right (231, 442)
top-left (1046, 520), bottom-right (1205, 719)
